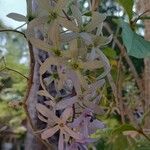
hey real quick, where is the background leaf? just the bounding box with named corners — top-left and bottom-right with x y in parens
top-left (117, 0), bottom-right (133, 20)
top-left (121, 21), bottom-right (150, 58)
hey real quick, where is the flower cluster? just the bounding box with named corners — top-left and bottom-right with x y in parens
top-left (7, 0), bottom-right (112, 149)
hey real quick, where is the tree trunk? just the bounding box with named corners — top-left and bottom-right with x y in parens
top-left (137, 0), bottom-right (150, 128)
top-left (24, 0), bottom-right (57, 149)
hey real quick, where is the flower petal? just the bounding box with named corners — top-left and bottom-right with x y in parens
top-left (61, 32), bottom-right (78, 43)
top-left (48, 21), bottom-right (60, 48)
top-left (54, 0), bottom-right (68, 13)
top-left (83, 100), bottom-right (104, 115)
top-left (36, 103), bottom-right (54, 118)
top-left (29, 38), bottom-right (52, 52)
top-left (85, 12), bottom-right (106, 32)
top-left (95, 48), bottom-right (111, 79)
top-left (75, 70), bottom-right (88, 90)
top-left (71, 5), bottom-right (82, 26)
top-left (41, 125), bottom-right (59, 139)
top-left (55, 96), bottom-right (77, 110)
top-left (40, 57), bottom-right (59, 75)
top-left (58, 130), bottom-right (64, 150)
top-left (71, 114), bottom-right (84, 128)
top-left (89, 119), bottom-right (105, 129)
top-left (64, 126), bottom-right (82, 140)
top-left (93, 35), bottom-right (113, 47)
top-left (58, 18), bottom-right (79, 32)
top-left (37, 114), bottom-right (48, 123)
top-left (66, 70), bottom-right (82, 95)
top-left (27, 16), bottom-right (49, 29)
top-left (37, 0), bottom-right (50, 12)
top-left (80, 32), bottom-right (93, 45)
top-left (61, 107), bottom-right (73, 122)
top-left (81, 60), bottom-right (103, 70)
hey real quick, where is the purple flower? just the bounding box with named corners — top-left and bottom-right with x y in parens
top-left (72, 108), bottom-right (105, 136)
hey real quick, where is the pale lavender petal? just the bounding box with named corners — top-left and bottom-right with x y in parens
top-left (67, 142), bottom-right (78, 150)
top-left (58, 131), bottom-right (64, 150)
top-left (41, 125), bottom-right (59, 139)
top-left (61, 32), bottom-right (78, 43)
top-left (61, 107), bottom-right (73, 122)
top-left (71, 114), bottom-right (84, 128)
top-left (66, 70), bottom-right (82, 95)
top-left (83, 118), bottom-right (89, 137)
top-left (80, 32), bottom-right (93, 45)
top-left (84, 100), bottom-right (104, 115)
top-left (71, 5), bottom-right (82, 26)
top-left (90, 119), bottom-right (105, 129)
top-left (89, 79), bottom-right (105, 91)
top-left (64, 126), bottom-right (82, 140)
top-left (55, 96), bottom-right (78, 110)
top-left (88, 120), bottom-right (105, 135)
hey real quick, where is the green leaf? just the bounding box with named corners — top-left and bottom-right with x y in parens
top-left (7, 13), bottom-right (27, 22)
top-left (117, 0), bottom-right (133, 20)
top-left (112, 124), bottom-right (137, 135)
top-left (121, 21), bottom-right (150, 58)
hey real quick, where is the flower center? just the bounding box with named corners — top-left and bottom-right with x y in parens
top-left (48, 11), bottom-right (58, 23)
top-left (59, 123), bottom-right (65, 127)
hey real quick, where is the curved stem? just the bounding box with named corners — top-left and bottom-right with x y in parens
top-left (0, 29), bottom-right (26, 38)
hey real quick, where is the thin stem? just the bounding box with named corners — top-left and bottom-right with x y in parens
top-left (91, 0), bottom-right (100, 11)
top-left (6, 67), bottom-right (29, 80)
top-left (116, 56), bottom-right (125, 124)
top-left (0, 67), bottom-right (28, 80)
top-left (0, 29), bottom-right (26, 38)
top-left (104, 22), bottom-right (143, 96)
top-left (137, 128), bottom-right (150, 142)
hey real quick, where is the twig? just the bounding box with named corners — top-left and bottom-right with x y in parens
top-left (0, 29), bottom-right (26, 38)
top-left (6, 67), bottom-right (28, 80)
top-left (104, 22), bottom-right (143, 95)
top-left (91, 0), bottom-right (100, 11)
top-left (0, 56), bottom-right (28, 80)
top-left (116, 56), bottom-right (125, 124)
top-left (107, 73), bottom-right (119, 106)
top-left (23, 41), bottom-right (35, 129)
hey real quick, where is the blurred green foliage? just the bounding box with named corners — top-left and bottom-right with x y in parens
top-left (0, 29), bottom-right (29, 140)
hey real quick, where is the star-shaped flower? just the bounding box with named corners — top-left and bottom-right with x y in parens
top-left (36, 104), bottom-right (83, 150)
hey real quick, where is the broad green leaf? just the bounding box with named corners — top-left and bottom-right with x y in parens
top-left (121, 21), bottom-right (150, 58)
top-left (117, 0), bottom-right (133, 20)
top-left (7, 13), bottom-right (27, 22)
top-left (110, 134), bottom-right (129, 150)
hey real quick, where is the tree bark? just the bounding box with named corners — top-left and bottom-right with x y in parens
top-left (137, 0), bottom-right (150, 128)
top-left (24, 0), bottom-right (57, 149)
